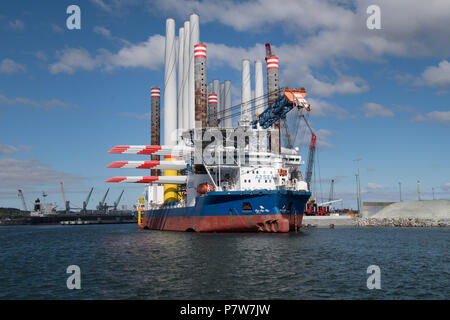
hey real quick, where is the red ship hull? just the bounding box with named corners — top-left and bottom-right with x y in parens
top-left (141, 213), bottom-right (303, 233)
top-left (139, 190), bottom-right (309, 233)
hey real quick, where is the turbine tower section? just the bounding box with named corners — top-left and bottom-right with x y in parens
top-left (208, 93), bottom-right (218, 127)
top-left (224, 80), bottom-right (232, 127)
top-left (194, 43), bottom-right (207, 128)
top-left (182, 21), bottom-right (191, 131)
top-left (266, 53), bottom-right (280, 153)
top-left (163, 18), bottom-right (178, 203)
top-left (241, 59), bottom-right (252, 126)
top-left (150, 87), bottom-right (161, 176)
top-left (189, 13), bottom-right (200, 130)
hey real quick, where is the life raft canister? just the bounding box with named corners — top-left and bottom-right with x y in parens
top-left (197, 183), bottom-right (215, 194)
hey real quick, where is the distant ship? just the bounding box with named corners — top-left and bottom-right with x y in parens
top-left (30, 194), bottom-right (57, 217)
top-left (106, 14), bottom-right (313, 232)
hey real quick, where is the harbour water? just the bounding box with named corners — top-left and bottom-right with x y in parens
top-left (0, 224), bottom-right (448, 299)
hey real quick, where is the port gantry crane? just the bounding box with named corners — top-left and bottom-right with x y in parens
top-left (60, 181), bottom-right (70, 214)
top-left (81, 187), bottom-right (94, 214)
top-left (97, 188), bottom-right (110, 211)
top-left (300, 114), bottom-right (316, 191)
top-left (111, 189), bottom-right (124, 211)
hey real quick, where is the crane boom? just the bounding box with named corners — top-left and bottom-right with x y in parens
top-left (329, 179), bottom-right (335, 202)
top-left (97, 188), bottom-right (109, 211)
top-left (301, 114), bottom-right (316, 190)
top-left (318, 199), bottom-right (343, 206)
top-left (60, 182), bottom-right (66, 207)
top-left (82, 187), bottom-right (94, 212)
top-left (18, 189), bottom-right (28, 211)
top-left (252, 88), bottom-right (311, 129)
top-left (60, 182), bottom-right (70, 213)
top-left (113, 190), bottom-right (124, 210)
top-left (101, 188), bottom-right (109, 204)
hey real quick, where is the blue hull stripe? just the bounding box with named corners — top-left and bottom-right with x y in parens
top-left (144, 190), bottom-right (311, 218)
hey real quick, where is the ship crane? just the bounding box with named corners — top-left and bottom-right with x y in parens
top-left (301, 114), bottom-right (316, 190)
top-left (252, 88), bottom-right (311, 129)
top-left (318, 199), bottom-right (343, 206)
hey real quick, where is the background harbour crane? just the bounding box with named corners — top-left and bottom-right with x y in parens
top-left (81, 187), bottom-right (94, 214)
top-left (111, 189), bottom-right (124, 211)
top-left (60, 181), bottom-right (70, 214)
top-left (97, 188), bottom-right (110, 211)
top-left (18, 189), bottom-right (28, 212)
top-left (329, 179), bottom-right (335, 202)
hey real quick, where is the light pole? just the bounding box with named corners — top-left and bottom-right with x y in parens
top-left (353, 158), bottom-right (363, 213)
top-left (355, 174), bottom-right (360, 213)
top-left (417, 180), bottom-right (421, 201)
top-left (432, 187), bottom-right (435, 200)
top-left (399, 182), bottom-right (402, 202)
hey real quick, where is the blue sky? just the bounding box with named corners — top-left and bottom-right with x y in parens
top-left (0, 0), bottom-right (449, 210)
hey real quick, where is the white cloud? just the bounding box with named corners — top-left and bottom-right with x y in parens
top-left (0, 58), bottom-right (26, 74)
top-left (91, 0), bottom-right (141, 15)
top-left (0, 94), bottom-right (40, 107)
top-left (51, 24), bottom-right (64, 33)
top-left (49, 0), bottom-right (450, 110)
top-left (0, 158), bottom-right (80, 188)
top-left (8, 19), bottom-right (24, 30)
top-left (296, 123), bottom-right (336, 149)
top-left (91, 0), bottom-right (113, 12)
top-left (366, 182), bottom-right (386, 191)
top-left (416, 60), bottom-right (450, 88)
top-left (49, 35), bottom-right (165, 74)
top-left (363, 103), bottom-right (394, 118)
top-left (49, 48), bottom-right (97, 74)
top-left (118, 112), bottom-right (150, 120)
top-left (315, 128), bottom-right (335, 149)
top-left (206, 42), bottom-right (368, 97)
top-left (43, 99), bottom-right (76, 109)
top-left (35, 51), bottom-right (48, 61)
top-left (154, 0), bottom-right (450, 58)
top-left (93, 26), bottom-right (131, 45)
top-left (0, 93), bottom-right (76, 110)
top-left (306, 74), bottom-right (369, 97)
top-left (91, 0), bottom-right (450, 61)
top-left (105, 34), bottom-right (165, 70)
top-left (307, 98), bottom-right (351, 119)
top-left (0, 144), bottom-right (31, 156)
top-left (94, 26), bottom-right (112, 38)
top-left (412, 110), bottom-right (450, 123)
top-left (442, 182), bottom-right (450, 191)
top-left (0, 144), bottom-right (18, 156)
